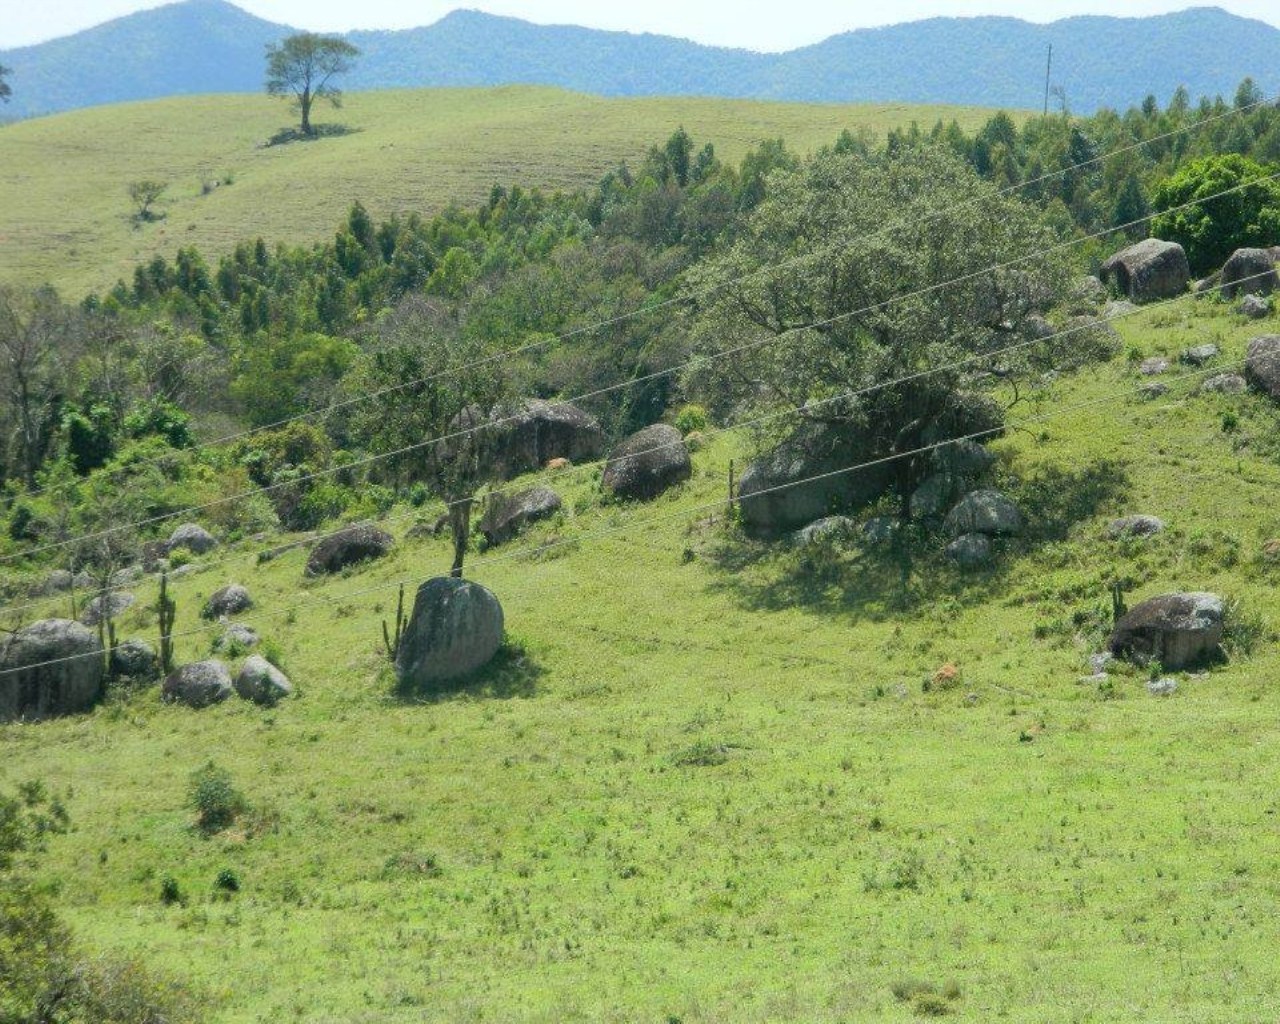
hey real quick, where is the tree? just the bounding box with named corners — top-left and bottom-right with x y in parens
top-left (347, 295), bottom-right (506, 578)
top-left (686, 146), bottom-right (1075, 523)
top-left (127, 179), bottom-right (167, 222)
top-left (265, 33), bottom-right (360, 137)
top-left (0, 64), bottom-right (11, 104)
top-left (1150, 154), bottom-right (1280, 273)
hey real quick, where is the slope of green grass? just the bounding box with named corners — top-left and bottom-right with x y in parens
top-left (0, 86), bottom-right (1012, 298)
top-left (4, 298), bottom-right (1280, 1022)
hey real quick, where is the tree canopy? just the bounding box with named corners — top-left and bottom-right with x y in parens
top-left (0, 64), bottom-right (11, 104)
top-left (264, 33), bottom-right (359, 137)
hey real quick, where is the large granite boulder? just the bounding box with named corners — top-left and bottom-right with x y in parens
top-left (162, 660), bottom-right (233, 708)
top-left (395, 578), bottom-right (504, 688)
top-left (737, 424), bottom-right (890, 533)
top-left (167, 523), bottom-right (217, 555)
top-left (943, 490), bottom-right (1023, 538)
top-left (480, 487), bottom-right (562, 545)
top-left (79, 591), bottom-right (135, 627)
top-left (0, 619), bottom-right (105, 722)
top-left (601, 424), bottom-right (691, 501)
top-left (1100, 239), bottom-right (1190, 303)
top-left (1244, 335), bottom-right (1280, 400)
top-left (1220, 247), bottom-right (1279, 299)
top-left (305, 524), bottom-right (394, 576)
top-left (1110, 592), bottom-right (1224, 670)
top-left (202, 584), bottom-right (254, 620)
top-left (946, 533), bottom-right (993, 569)
top-left (234, 656), bottom-right (293, 706)
top-left (481, 399), bottom-right (603, 480)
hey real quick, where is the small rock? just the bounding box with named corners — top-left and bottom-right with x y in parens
top-left (1107, 514), bottom-right (1165, 539)
top-left (1140, 382), bottom-right (1169, 399)
top-left (167, 523), bottom-right (217, 555)
top-left (1146, 677), bottom-right (1178, 697)
top-left (1239, 294), bottom-right (1272, 320)
top-left (110, 639), bottom-right (158, 680)
top-left (1198, 373), bottom-right (1247, 395)
top-left (480, 486), bottom-right (562, 546)
top-left (946, 532), bottom-right (993, 568)
top-left (943, 490), bottom-right (1022, 538)
top-left (1180, 343), bottom-right (1219, 366)
top-left (1104, 300), bottom-right (1139, 318)
top-left (162, 660), bottom-right (233, 709)
top-left (1139, 357), bottom-right (1169, 376)
top-left (202, 584), bottom-right (253, 620)
top-left (214, 624), bottom-right (260, 653)
top-left (793, 516), bottom-right (856, 547)
top-left (79, 592), bottom-right (135, 627)
top-left (1088, 652), bottom-right (1114, 675)
top-left (234, 655), bottom-right (293, 706)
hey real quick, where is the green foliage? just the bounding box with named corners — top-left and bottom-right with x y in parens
top-left (1150, 154), bottom-right (1280, 273)
top-left (673, 404), bottom-right (709, 435)
top-left (265, 33), bottom-right (360, 136)
top-left (123, 399), bottom-right (192, 449)
top-left (127, 179), bottom-right (167, 222)
top-left (187, 762), bottom-right (247, 834)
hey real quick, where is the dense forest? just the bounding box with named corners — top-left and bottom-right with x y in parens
top-left (1, 81), bottom-right (1278, 576)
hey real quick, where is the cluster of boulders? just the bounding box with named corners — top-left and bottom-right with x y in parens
top-left (1096, 238), bottom-right (1278, 320)
top-left (163, 656), bottom-right (292, 708)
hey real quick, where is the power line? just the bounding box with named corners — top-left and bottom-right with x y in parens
top-left (9, 91), bottom-right (1273, 506)
top-left (6, 169), bottom-right (1276, 566)
top-left (0, 355), bottom-right (1237, 681)
top-left (6, 265), bottom-right (1269, 621)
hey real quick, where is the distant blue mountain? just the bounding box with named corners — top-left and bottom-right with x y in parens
top-left (2, 1), bottom-right (1277, 120)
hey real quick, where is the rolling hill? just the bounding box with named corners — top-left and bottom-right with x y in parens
top-left (1, 2), bottom-right (1278, 120)
top-left (0, 86), bottom-right (1011, 297)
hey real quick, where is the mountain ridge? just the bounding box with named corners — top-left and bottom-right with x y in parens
top-left (2, 2), bottom-right (1278, 119)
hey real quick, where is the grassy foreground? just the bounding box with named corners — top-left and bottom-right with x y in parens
top-left (0, 86), bottom-right (1009, 298)
top-left (3, 297), bottom-right (1280, 1021)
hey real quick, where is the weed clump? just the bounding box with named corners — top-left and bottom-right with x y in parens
top-left (188, 762), bottom-right (247, 834)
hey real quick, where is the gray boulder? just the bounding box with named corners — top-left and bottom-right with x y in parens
top-left (946, 533), bottom-right (993, 568)
top-left (1199, 372), bottom-right (1247, 395)
top-left (1244, 335), bottom-right (1280, 400)
top-left (862, 516), bottom-right (898, 547)
top-left (1220, 247), bottom-right (1278, 299)
top-left (1180, 343), bottom-right (1219, 367)
top-left (79, 592), bottom-right (135, 627)
top-left (1110, 592), bottom-right (1224, 670)
top-left (234, 655), bottom-right (293, 706)
top-left (480, 486), bottom-right (562, 545)
top-left (793, 516), bottom-right (856, 547)
top-left (167, 523), bottom-right (217, 555)
top-left (202, 584), bottom-right (254, 620)
top-left (934, 439), bottom-right (996, 478)
top-left (737, 423), bottom-right (890, 532)
top-left (1100, 239), bottom-right (1191, 303)
top-left (601, 424), bottom-right (691, 501)
top-left (395, 578), bottom-right (504, 688)
top-left (1140, 381), bottom-right (1169, 399)
top-left (1139, 357), bottom-right (1169, 376)
top-left (910, 473), bottom-right (957, 520)
top-left (306, 524), bottom-right (394, 576)
top-left (1103, 300), bottom-right (1139, 319)
top-left (110, 639), bottom-right (158, 680)
top-left (1107, 514), bottom-right (1165, 539)
top-left (481, 399), bottom-right (604, 480)
top-left (943, 490), bottom-right (1023, 538)
top-left (1147, 677), bottom-right (1178, 697)
top-left (1240, 294), bottom-right (1272, 320)
top-left (214, 624), bottom-right (260, 653)
top-left (0, 619), bottom-right (105, 722)
top-left (162, 660), bottom-right (233, 708)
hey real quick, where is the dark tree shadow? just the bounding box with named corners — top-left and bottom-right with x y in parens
top-left (265, 124), bottom-right (362, 147)
top-left (703, 459), bottom-right (1130, 622)
top-left (393, 638), bottom-right (544, 705)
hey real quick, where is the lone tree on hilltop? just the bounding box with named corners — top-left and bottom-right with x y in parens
top-left (265, 33), bottom-right (360, 137)
top-left (0, 64), bottom-right (11, 103)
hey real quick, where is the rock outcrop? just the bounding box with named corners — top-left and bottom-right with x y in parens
top-left (162, 660), bottom-right (234, 708)
top-left (234, 655), bottom-right (293, 706)
top-left (305, 524), bottom-right (394, 576)
top-left (1220, 247), bottom-right (1279, 299)
top-left (601, 424), bottom-right (691, 501)
top-left (482, 399), bottom-right (604, 480)
top-left (1110, 592), bottom-right (1224, 670)
top-left (1100, 239), bottom-right (1191, 303)
top-left (395, 578), bottom-right (504, 688)
top-left (480, 487), bottom-right (562, 545)
top-left (0, 619), bottom-right (105, 722)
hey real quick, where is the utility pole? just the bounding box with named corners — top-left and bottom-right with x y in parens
top-left (1043, 43), bottom-right (1053, 118)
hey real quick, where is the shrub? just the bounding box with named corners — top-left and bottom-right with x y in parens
top-left (187, 762), bottom-right (246, 834)
top-left (159, 875), bottom-right (183, 905)
top-left (214, 868), bottom-right (240, 894)
top-left (673, 403), bottom-right (709, 435)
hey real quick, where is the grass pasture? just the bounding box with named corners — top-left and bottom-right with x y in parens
top-left (0, 86), bottom-right (1012, 298)
top-left (3, 298), bottom-right (1280, 1021)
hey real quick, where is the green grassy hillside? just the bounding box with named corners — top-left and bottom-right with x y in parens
top-left (0, 86), bottom-right (1011, 297)
top-left (4, 297), bottom-right (1280, 1022)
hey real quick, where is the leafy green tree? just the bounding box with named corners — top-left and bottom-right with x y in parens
top-left (127, 180), bottom-right (167, 222)
top-left (1150, 154), bottom-right (1280, 272)
top-left (0, 64), bottom-right (11, 104)
top-left (347, 295), bottom-right (506, 577)
top-left (686, 146), bottom-right (1072, 519)
top-left (265, 33), bottom-right (360, 137)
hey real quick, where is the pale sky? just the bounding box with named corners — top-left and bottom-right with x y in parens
top-left (3, 0), bottom-right (1279, 50)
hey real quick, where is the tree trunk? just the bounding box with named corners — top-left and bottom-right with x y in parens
top-left (300, 87), bottom-right (312, 136)
top-left (448, 498), bottom-right (472, 579)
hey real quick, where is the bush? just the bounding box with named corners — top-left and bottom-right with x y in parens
top-left (673, 403), bottom-right (709, 435)
top-left (188, 762), bottom-right (246, 833)
top-left (159, 875), bottom-right (183, 905)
